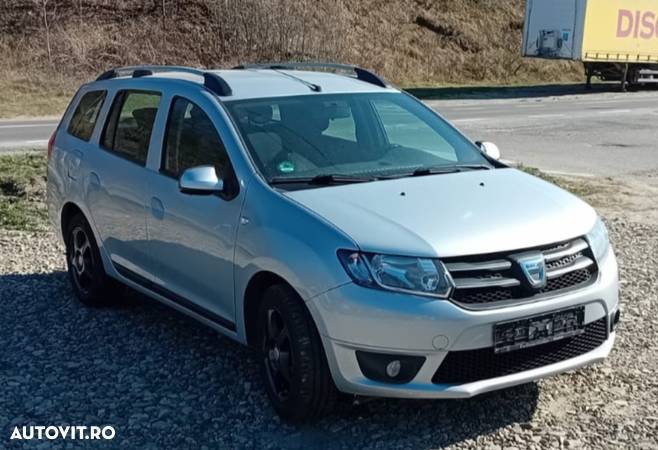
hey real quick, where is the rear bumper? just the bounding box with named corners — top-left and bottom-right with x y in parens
top-left (307, 248), bottom-right (619, 398)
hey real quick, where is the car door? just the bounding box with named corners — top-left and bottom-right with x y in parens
top-left (85, 89), bottom-right (162, 275)
top-left (143, 94), bottom-right (243, 330)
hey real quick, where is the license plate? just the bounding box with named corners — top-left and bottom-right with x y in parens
top-left (493, 306), bottom-right (585, 354)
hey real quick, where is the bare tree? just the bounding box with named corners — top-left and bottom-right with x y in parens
top-left (161, 0), bottom-right (167, 63)
top-left (33, 0), bottom-right (53, 66)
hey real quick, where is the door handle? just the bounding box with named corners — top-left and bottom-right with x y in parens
top-left (150, 197), bottom-right (165, 220)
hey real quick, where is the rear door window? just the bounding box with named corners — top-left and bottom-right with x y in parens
top-left (101, 90), bottom-right (161, 166)
top-left (67, 90), bottom-right (107, 141)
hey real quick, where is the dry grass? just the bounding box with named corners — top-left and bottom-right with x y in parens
top-left (0, 0), bottom-right (585, 118)
top-left (518, 165), bottom-right (604, 200)
top-left (0, 73), bottom-right (74, 118)
top-left (0, 37), bottom-right (77, 118)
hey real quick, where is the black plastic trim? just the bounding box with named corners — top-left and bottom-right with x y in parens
top-left (451, 272), bottom-right (598, 312)
top-left (433, 317), bottom-right (608, 384)
top-left (203, 73), bottom-right (233, 97)
top-left (132, 69), bottom-right (153, 78)
top-left (96, 69), bottom-right (117, 81)
top-left (114, 262), bottom-right (237, 332)
top-left (94, 66), bottom-right (234, 97)
top-left (354, 67), bottom-right (387, 88)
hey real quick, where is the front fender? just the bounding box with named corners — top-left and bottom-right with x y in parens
top-left (233, 181), bottom-right (356, 338)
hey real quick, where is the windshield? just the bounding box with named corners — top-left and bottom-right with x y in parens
top-left (224, 92), bottom-right (492, 186)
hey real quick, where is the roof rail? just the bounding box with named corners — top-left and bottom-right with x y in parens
top-left (95, 65), bottom-right (233, 97)
top-left (234, 62), bottom-right (388, 88)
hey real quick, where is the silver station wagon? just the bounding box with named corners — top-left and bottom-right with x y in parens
top-left (47, 63), bottom-right (620, 422)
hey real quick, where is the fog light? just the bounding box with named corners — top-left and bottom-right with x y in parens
top-left (355, 351), bottom-right (425, 384)
top-left (386, 360), bottom-right (401, 378)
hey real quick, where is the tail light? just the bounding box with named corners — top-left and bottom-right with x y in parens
top-left (47, 131), bottom-right (56, 161)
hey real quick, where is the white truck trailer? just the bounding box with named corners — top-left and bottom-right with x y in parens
top-left (522, 0), bottom-right (658, 90)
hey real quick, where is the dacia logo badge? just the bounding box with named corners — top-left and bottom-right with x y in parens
top-left (513, 252), bottom-right (547, 289)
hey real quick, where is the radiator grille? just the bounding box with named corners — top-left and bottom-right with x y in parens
top-left (445, 238), bottom-right (597, 308)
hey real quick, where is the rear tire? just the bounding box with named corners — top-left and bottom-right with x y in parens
top-left (65, 213), bottom-right (119, 306)
top-left (257, 284), bottom-right (338, 423)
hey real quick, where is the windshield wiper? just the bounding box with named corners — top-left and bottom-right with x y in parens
top-left (376, 164), bottom-right (492, 180)
top-left (269, 174), bottom-right (375, 186)
top-left (411, 167), bottom-right (460, 177)
top-left (411, 164), bottom-right (492, 177)
top-left (453, 164), bottom-right (493, 171)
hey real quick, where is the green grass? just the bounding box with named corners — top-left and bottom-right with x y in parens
top-left (0, 152), bottom-right (49, 231)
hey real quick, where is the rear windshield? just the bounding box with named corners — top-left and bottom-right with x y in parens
top-left (67, 90), bottom-right (107, 141)
top-left (224, 92), bottom-right (489, 182)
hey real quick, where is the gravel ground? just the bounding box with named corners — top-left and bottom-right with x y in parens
top-left (1, 217), bottom-right (657, 450)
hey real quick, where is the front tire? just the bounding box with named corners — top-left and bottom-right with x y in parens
top-left (258, 284), bottom-right (338, 423)
top-left (65, 213), bottom-right (118, 306)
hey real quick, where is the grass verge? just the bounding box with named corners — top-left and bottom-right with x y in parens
top-left (0, 152), bottom-right (48, 231)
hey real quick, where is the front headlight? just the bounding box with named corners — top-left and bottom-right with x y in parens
top-left (337, 250), bottom-right (454, 298)
top-left (586, 217), bottom-right (610, 262)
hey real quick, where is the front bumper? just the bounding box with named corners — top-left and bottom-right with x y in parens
top-left (306, 248), bottom-right (619, 398)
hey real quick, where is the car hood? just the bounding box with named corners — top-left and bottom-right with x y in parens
top-left (283, 168), bottom-right (597, 258)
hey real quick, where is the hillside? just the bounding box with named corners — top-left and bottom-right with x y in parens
top-left (0, 0), bottom-right (583, 117)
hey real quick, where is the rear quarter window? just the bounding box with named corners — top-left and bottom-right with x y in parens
top-left (67, 90), bottom-right (107, 141)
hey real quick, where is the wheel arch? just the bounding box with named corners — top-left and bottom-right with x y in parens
top-left (59, 202), bottom-right (108, 272)
top-left (60, 201), bottom-right (87, 239)
top-left (243, 270), bottom-right (303, 348)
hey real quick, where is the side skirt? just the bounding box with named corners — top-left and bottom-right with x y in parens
top-left (113, 262), bottom-right (237, 332)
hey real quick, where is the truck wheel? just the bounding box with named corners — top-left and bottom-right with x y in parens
top-left (257, 284), bottom-right (338, 423)
top-left (65, 213), bottom-right (119, 306)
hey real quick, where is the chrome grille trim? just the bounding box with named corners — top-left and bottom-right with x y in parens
top-left (545, 251), bottom-right (582, 271)
top-left (453, 277), bottom-right (521, 289)
top-left (543, 238), bottom-right (588, 262)
top-left (445, 237), bottom-right (598, 307)
top-left (445, 260), bottom-right (512, 272)
top-left (546, 255), bottom-right (594, 279)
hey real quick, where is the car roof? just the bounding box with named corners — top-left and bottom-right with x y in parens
top-left (92, 68), bottom-right (400, 101)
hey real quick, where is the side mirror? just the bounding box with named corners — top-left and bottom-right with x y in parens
top-left (179, 166), bottom-right (224, 195)
top-left (477, 141), bottom-right (501, 161)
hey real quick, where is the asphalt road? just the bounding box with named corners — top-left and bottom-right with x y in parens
top-left (428, 90), bottom-right (658, 177)
top-left (0, 119), bottom-right (56, 149)
top-left (2, 88), bottom-right (657, 177)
